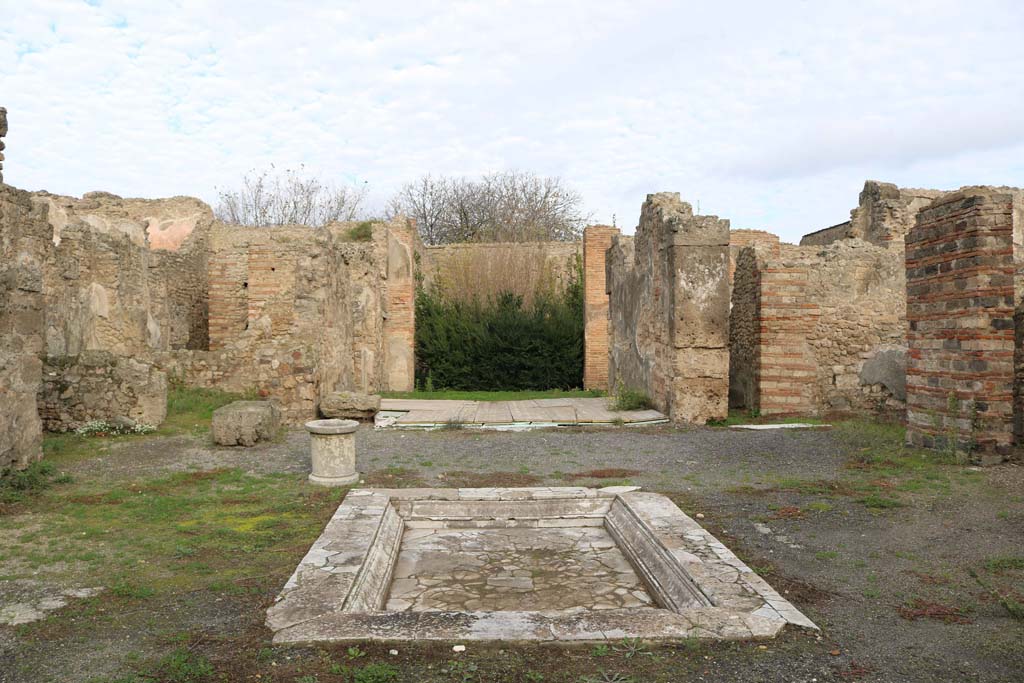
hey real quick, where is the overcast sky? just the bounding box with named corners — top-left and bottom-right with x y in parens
top-left (3, 1), bottom-right (1023, 243)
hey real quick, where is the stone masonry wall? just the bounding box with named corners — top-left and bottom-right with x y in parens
top-left (607, 193), bottom-right (730, 424)
top-left (39, 352), bottom-right (167, 432)
top-left (728, 247), bottom-right (760, 409)
top-left (905, 187), bottom-right (1021, 461)
top-left (801, 181), bottom-right (944, 251)
top-left (0, 181), bottom-right (49, 470)
top-left (191, 223), bottom-right (354, 421)
top-left (730, 240), bottom-right (906, 415)
top-left (34, 192), bottom-right (212, 357)
top-left (583, 225), bottom-right (619, 391)
top-left (384, 222), bottom-right (417, 392)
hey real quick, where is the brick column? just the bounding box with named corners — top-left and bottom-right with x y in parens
top-left (756, 266), bottom-right (819, 414)
top-left (905, 188), bottom-right (1017, 462)
top-left (583, 225), bottom-right (619, 390)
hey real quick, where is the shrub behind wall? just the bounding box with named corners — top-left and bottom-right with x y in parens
top-left (415, 256), bottom-right (584, 390)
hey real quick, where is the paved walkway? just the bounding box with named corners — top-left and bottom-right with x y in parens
top-left (377, 397), bottom-right (667, 428)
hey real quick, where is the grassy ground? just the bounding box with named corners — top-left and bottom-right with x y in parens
top-left (1, 392), bottom-right (1022, 682)
top-left (381, 389), bottom-right (605, 402)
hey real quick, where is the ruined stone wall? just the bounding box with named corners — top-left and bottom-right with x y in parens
top-left (190, 223), bottom-right (354, 421)
top-left (607, 193), bottom-right (730, 424)
top-left (334, 228), bottom-right (388, 394)
top-left (905, 187), bottom-right (1021, 461)
top-left (39, 352), bottom-right (167, 432)
top-left (34, 192), bottom-right (212, 357)
top-left (583, 225), bottom-right (619, 391)
top-left (728, 248), bottom-right (760, 409)
top-left (0, 181), bottom-right (49, 470)
top-left (799, 221), bottom-right (853, 248)
top-left (384, 223), bottom-right (417, 392)
top-left (730, 240), bottom-right (906, 415)
top-left (800, 181), bottom-right (945, 251)
top-left (330, 219), bottom-right (418, 394)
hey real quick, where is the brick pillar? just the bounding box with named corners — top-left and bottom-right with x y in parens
top-left (756, 265), bottom-right (819, 414)
top-left (583, 225), bottom-right (619, 390)
top-left (207, 231), bottom-right (249, 350)
top-left (905, 188), bottom-right (1017, 462)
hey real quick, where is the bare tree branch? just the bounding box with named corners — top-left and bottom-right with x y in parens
top-left (388, 171), bottom-right (590, 244)
top-left (215, 165), bottom-right (368, 227)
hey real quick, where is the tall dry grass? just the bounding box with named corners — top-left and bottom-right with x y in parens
top-left (431, 243), bottom-right (575, 306)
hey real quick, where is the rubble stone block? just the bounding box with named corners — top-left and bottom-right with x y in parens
top-left (320, 391), bottom-right (381, 420)
top-left (212, 400), bottom-right (281, 446)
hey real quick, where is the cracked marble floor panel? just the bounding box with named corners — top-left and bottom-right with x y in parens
top-left (385, 527), bottom-right (653, 612)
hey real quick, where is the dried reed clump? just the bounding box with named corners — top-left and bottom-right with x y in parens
top-left (432, 243), bottom-right (575, 306)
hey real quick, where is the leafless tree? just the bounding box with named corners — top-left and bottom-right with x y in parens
top-left (387, 171), bottom-right (589, 244)
top-left (215, 165), bottom-right (367, 227)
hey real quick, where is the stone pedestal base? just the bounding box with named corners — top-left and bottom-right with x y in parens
top-left (305, 418), bottom-right (359, 487)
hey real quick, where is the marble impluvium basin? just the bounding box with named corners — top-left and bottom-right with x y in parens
top-left (267, 487), bottom-right (817, 643)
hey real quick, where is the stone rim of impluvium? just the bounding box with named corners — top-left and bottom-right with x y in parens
top-left (305, 418), bottom-right (359, 435)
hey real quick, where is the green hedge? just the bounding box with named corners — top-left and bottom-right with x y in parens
top-left (415, 262), bottom-right (584, 391)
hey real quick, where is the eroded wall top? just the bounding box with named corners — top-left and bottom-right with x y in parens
top-left (800, 181), bottom-right (945, 250)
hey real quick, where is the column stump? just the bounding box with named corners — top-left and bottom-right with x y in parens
top-left (305, 419), bottom-right (359, 486)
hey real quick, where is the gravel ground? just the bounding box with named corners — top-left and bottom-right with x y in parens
top-left (2, 423), bottom-right (1023, 682)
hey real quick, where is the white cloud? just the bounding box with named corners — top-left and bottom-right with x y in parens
top-left (2, 0), bottom-right (1023, 242)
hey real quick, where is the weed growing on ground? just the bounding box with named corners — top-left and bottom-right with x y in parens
top-left (610, 382), bottom-right (654, 412)
top-left (0, 461), bottom-right (71, 507)
top-left (143, 647), bottom-right (215, 682)
top-left (353, 662), bottom-right (399, 683)
top-left (983, 556), bottom-right (1024, 573)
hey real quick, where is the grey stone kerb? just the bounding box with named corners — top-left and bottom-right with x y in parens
top-left (267, 486), bottom-right (818, 643)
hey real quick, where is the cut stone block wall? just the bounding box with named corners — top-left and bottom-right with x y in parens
top-left (730, 240), bottom-right (906, 415)
top-left (905, 187), bottom-right (1022, 461)
top-left (39, 352), bottom-right (167, 431)
top-left (0, 183), bottom-right (49, 470)
top-left (583, 225), bottom-right (619, 391)
top-left (607, 193), bottom-right (730, 424)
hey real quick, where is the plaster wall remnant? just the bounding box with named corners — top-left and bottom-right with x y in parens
top-left (606, 193), bottom-right (730, 424)
top-left (729, 240), bottom-right (905, 416)
top-left (905, 187), bottom-right (1023, 462)
top-left (34, 192), bottom-right (212, 356)
top-left (582, 225), bottom-right (619, 390)
top-left (384, 222), bottom-right (417, 392)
